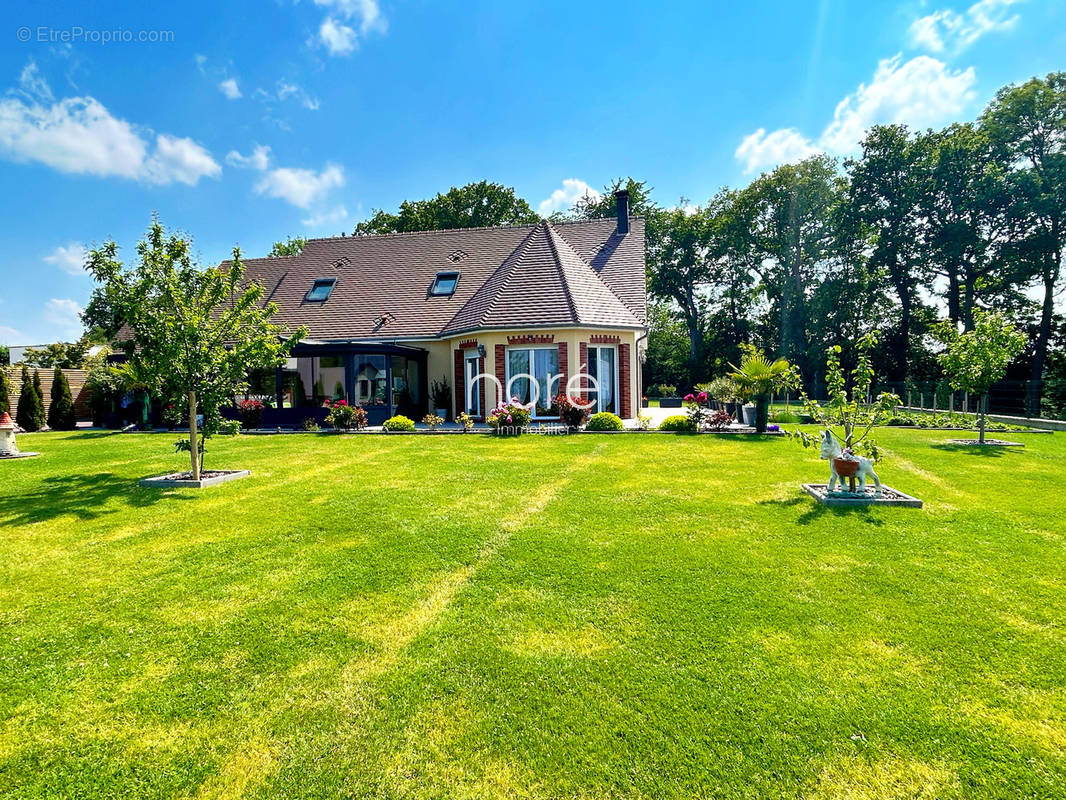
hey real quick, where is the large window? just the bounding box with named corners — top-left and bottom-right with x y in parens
top-left (464, 353), bottom-right (481, 416)
top-left (354, 355), bottom-right (387, 407)
top-left (506, 346), bottom-right (560, 418)
top-left (587, 345), bottom-right (617, 414)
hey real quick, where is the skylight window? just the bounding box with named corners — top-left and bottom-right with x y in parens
top-left (305, 277), bottom-right (337, 302)
top-left (429, 271), bottom-right (460, 296)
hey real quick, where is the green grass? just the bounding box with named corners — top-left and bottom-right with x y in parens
top-left (1, 429), bottom-right (1065, 799)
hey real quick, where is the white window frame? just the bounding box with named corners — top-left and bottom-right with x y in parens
top-left (586, 344), bottom-right (619, 415)
top-left (464, 352), bottom-right (481, 416)
top-left (505, 344), bottom-right (561, 420)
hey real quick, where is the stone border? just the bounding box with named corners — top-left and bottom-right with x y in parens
top-left (944, 439), bottom-right (1024, 447)
top-left (0, 452), bottom-right (41, 459)
top-left (802, 483), bottom-right (923, 508)
top-left (139, 470), bottom-right (251, 489)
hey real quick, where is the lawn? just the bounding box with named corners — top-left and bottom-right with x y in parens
top-left (1, 429), bottom-right (1064, 799)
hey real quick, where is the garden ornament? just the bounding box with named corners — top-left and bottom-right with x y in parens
top-left (819, 429), bottom-right (881, 496)
top-left (0, 412), bottom-right (18, 457)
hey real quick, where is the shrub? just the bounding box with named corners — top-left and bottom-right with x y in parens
top-left (455, 412), bottom-right (475, 432)
top-left (422, 413), bottom-right (444, 429)
top-left (769, 409), bottom-right (801, 424)
top-left (237, 398), bottom-right (265, 429)
top-left (659, 414), bottom-right (696, 432)
top-left (430, 377), bottom-right (451, 411)
top-left (301, 417), bottom-right (320, 431)
top-left (47, 368), bottom-right (77, 430)
top-left (555, 393), bottom-right (589, 428)
top-left (586, 412), bottom-right (624, 431)
top-left (636, 411), bottom-right (652, 431)
top-left (325, 399), bottom-right (367, 430)
top-left (706, 409), bottom-right (733, 430)
top-left (0, 368), bottom-right (10, 416)
top-left (383, 414), bottom-right (416, 432)
top-left (487, 398), bottom-right (532, 432)
top-left (16, 366), bottom-right (44, 432)
top-left (648, 383), bottom-right (677, 398)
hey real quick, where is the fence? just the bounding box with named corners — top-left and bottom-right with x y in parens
top-left (3, 368), bottom-right (93, 421)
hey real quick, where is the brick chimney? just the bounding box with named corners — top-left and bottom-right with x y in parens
top-left (614, 189), bottom-right (630, 235)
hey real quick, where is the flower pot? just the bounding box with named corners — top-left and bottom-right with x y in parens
top-left (435, 408), bottom-right (448, 419)
top-left (742, 404), bottom-right (756, 426)
top-left (832, 458), bottom-right (860, 478)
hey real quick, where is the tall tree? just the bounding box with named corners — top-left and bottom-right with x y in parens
top-left (47, 367), bottom-right (77, 431)
top-left (845, 125), bottom-right (932, 383)
top-left (732, 156), bottom-right (841, 384)
top-left (0, 367), bottom-right (10, 415)
top-left (87, 218), bottom-right (306, 480)
top-left (16, 365), bottom-right (44, 432)
top-left (22, 340), bottom-right (89, 369)
top-left (981, 73), bottom-right (1066, 415)
top-left (568, 177), bottom-right (658, 220)
top-left (354, 181), bottom-right (538, 234)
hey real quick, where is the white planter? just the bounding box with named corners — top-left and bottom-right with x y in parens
top-left (742, 404), bottom-right (756, 426)
top-left (435, 408), bottom-right (448, 419)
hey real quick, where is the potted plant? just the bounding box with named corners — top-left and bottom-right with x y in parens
top-left (431, 377), bottom-right (451, 419)
top-left (729, 346), bottom-right (799, 433)
top-left (555, 392), bottom-right (590, 430)
top-left (931, 311), bottom-right (1026, 445)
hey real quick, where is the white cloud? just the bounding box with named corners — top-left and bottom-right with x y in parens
top-left (313, 0), bottom-right (386, 55)
top-left (225, 143), bottom-right (271, 170)
top-left (302, 204), bottom-right (349, 227)
top-left (43, 243), bottom-right (87, 276)
top-left (218, 77), bottom-right (242, 100)
top-left (43, 298), bottom-right (84, 339)
top-left (255, 163), bottom-right (345, 209)
top-left (319, 18), bottom-right (357, 55)
top-left (538, 179), bottom-right (601, 216)
top-left (909, 0), bottom-right (1023, 54)
top-left (18, 61), bottom-right (53, 102)
top-left (735, 128), bottom-right (820, 174)
top-left (256, 80), bottom-right (320, 111)
top-left (0, 63), bottom-right (221, 185)
top-left (735, 54), bottom-right (977, 172)
top-left (0, 325), bottom-right (24, 345)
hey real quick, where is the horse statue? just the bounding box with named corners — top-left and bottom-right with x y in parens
top-left (819, 429), bottom-right (881, 495)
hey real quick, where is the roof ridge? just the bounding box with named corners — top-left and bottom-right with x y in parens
top-left (542, 222), bottom-right (581, 325)
top-left (546, 222), bottom-right (638, 324)
top-left (439, 223), bottom-right (542, 334)
top-left (305, 221), bottom-right (539, 243)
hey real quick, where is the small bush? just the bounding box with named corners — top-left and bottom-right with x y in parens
top-left (659, 414), bottom-right (696, 432)
top-left (383, 414), bottom-right (415, 431)
top-left (301, 417), bottom-right (320, 431)
top-left (237, 398), bottom-right (265, 429)
top-left (422, 413), bottom-right (444, 429)
top-left (454, 412), bottom-right (475, 431)
top-left (555, 393), bottom-right (589, 428)
top-left (487, 399), bottom-right (532, 431)
top-left (586, 412), bottom-right (624, 431)
top-left (769, 409), bottom-right (801, 424)
top-left (325, 399), bottom-right (367, 430)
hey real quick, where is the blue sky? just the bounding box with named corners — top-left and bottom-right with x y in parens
top-left (1, 0), bottom-right (1063, 345)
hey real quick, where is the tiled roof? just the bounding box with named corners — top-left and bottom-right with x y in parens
top-left (226, 216), bottom-right (646, 341)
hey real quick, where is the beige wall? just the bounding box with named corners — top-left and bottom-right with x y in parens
top-left (412, 328), bottom-right (643, 420)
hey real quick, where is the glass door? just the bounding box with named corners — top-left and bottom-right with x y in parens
top-left (587, 346), bottom-right (617, 414)
top-left (464, 353), bottom-right (481, 416)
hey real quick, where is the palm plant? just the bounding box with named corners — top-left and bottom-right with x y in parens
top-left (729, 347), bottom-right (799, 432)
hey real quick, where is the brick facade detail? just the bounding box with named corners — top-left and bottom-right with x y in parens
top-left (619, 342), bottom-right (632, 419)
top-left (578, 342), bottom-right (589, 404)
top-left (557, 342), bottom-right (569, 400)
top-left (458, 339), bottom-right (479, 350)
top-left (494, 344), bottom-right (507, 406)
top-left (589, 334), bottom-right (621, 344)
top-left (453, 349), bottom-right (464, 420)
top-left (507, 334), bottom-right (554, 345)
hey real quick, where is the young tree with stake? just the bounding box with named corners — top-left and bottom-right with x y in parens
top-left (932, 311), bottom-right (1026, 444)
top-left (87, 218), bottom-right (306, 479)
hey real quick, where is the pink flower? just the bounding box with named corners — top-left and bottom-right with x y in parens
top-left (684, 393), bottom-right (695, 402)
top-left (696, 391), bottom-right (707, 403)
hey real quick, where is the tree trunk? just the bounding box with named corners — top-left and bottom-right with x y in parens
top-left (962, 267), bottom-right (975, 332)
top-left (188, 390), bottom-right (200, 480)
top-left (1028, 264), bottom-right (1056, 418)
top-left (946, 264), bottom-right (961, 326)
top-left (979, 392), bottom-right (988, 445)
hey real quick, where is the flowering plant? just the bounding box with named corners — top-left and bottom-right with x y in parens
top-left (422, 413), bottom-right (444, 429)
top-left (237, 398), bottom-right (264, 429)
top-left (555, 392), bottom-right (589, 429)
top-left (454, 412), bottom-right (475, 432)
top-left (325, 398), bottom-right (367, 430)
top-left (487, 397), bottom-right (532, 434)
top-left (706, 409), bottom-right (733, 431)
top-left (684, 390), bottom-right (711, 430)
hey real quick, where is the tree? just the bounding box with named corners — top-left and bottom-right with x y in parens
top-left (22, 340), bottom-right (89, 369)
top-left (643, 302), bottom-right (690, 391)
top-left (728, 346), bottom-right (799, 432)
top-left (269, 237), bottom-right (307, 257)
top-left (47, 367), bottom-right (77, 431)
top-left (981, 74), bottom-right (1066, 416)
top-left (0, 367), bottom-right (10, 415)
top-left (932, 311), bottom-right (1027, 443)
top-left (354, 181), bottom-right (538, 234)
top-left (86, 218), bottom-right (307, 480)
top-left (732, 156), bottom-right (841, 384)
top-left (567, 177), bottom-right (658, 220)
top-left (16, 365), bottom-right (44, 432)
top-left (845, 125), bottom-right (932, 383)
top-left (0, 345), bottom-right (9, 367)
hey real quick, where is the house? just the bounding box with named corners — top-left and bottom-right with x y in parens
top-left (233, 190), bottom-right (647, 425)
